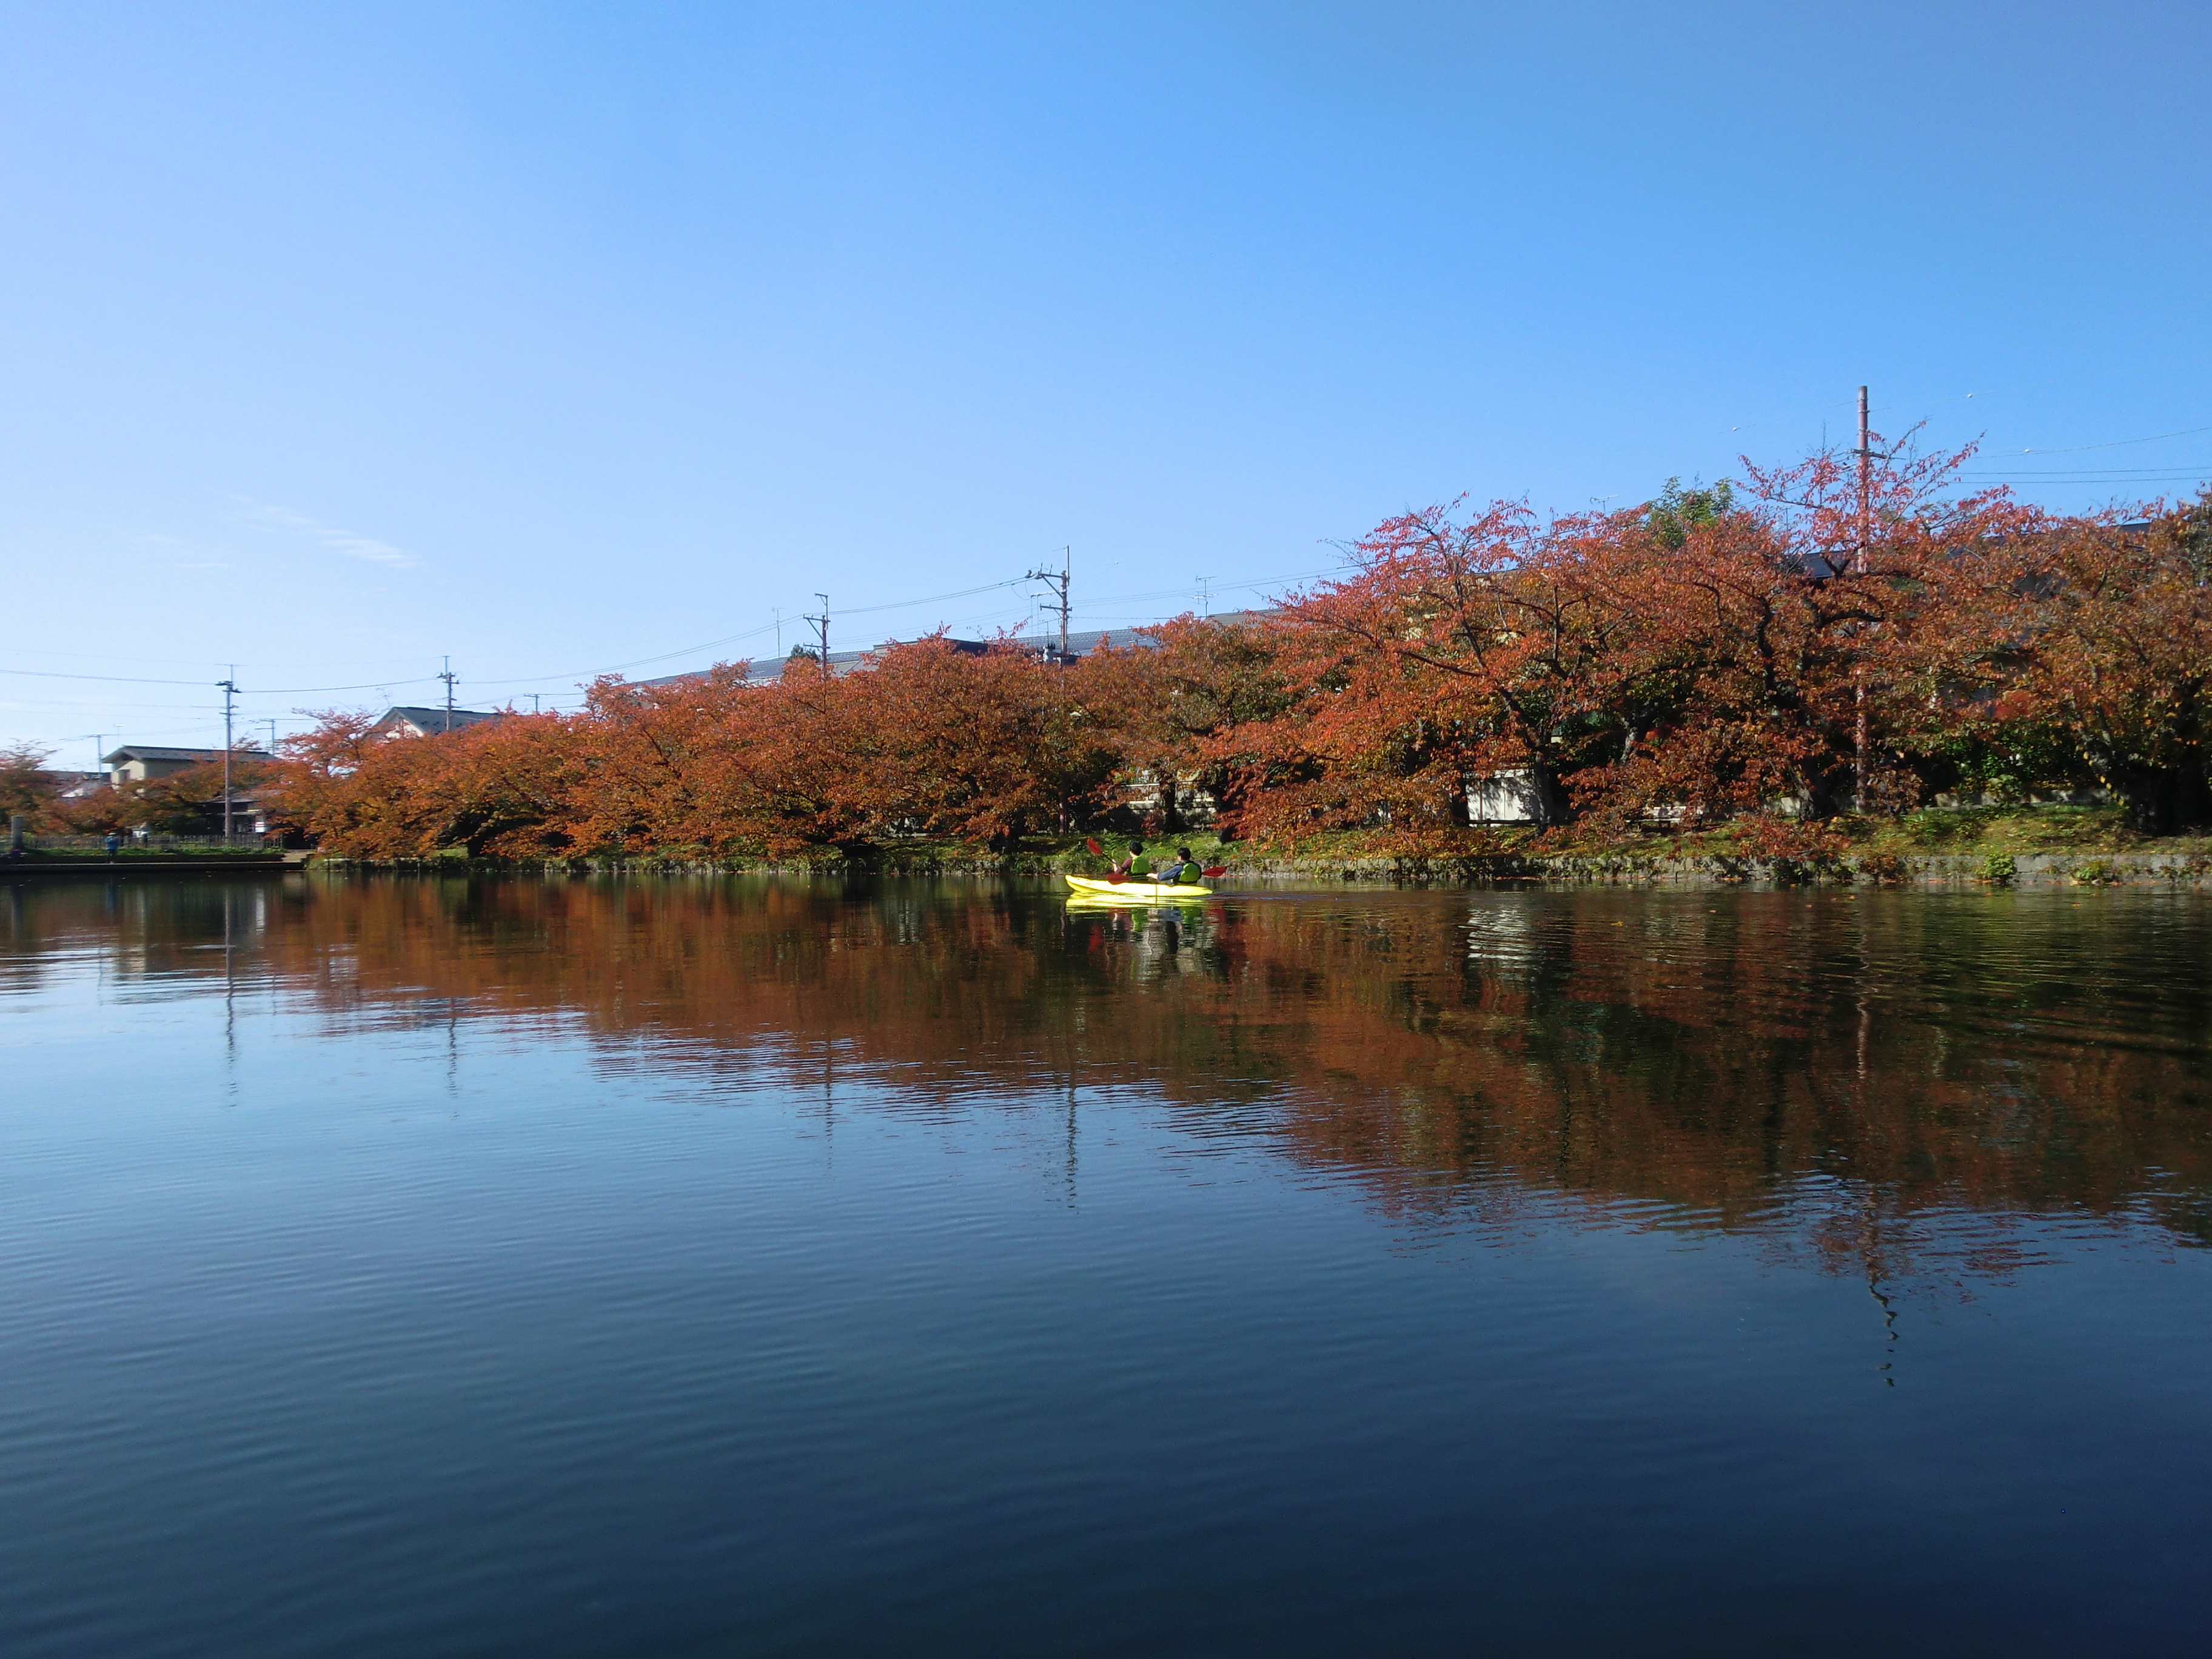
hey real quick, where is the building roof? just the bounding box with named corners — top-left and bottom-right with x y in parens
top-left (103, 745), bottom-right (272, 765)
top-left (637, 609), bottom-right (1282, 690)
top-left (372, 706), bottom-right (504, 733)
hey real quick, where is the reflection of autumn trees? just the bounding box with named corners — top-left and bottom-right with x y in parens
top-left (11, 880), bottom-right (2208, 1264)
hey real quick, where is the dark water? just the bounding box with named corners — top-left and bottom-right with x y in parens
top-left (3, 876), bottom-right (2209, 1656)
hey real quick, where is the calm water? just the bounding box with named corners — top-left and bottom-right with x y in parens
top-left (2, 875), bottom-right (2209, 1656)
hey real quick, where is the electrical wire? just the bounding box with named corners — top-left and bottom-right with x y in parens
top-left (2010, 425), bottom-right (2212, 456)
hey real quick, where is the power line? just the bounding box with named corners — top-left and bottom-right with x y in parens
top-left (0, 667), bottom-right (221, 687)
top-left (2011, 424), bottom-right (2212, 456)
top-left (1964, 470), bottom-right (2208, 482)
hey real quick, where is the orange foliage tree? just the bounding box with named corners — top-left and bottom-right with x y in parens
top-left (262, 448), bottom-right (2212, 859)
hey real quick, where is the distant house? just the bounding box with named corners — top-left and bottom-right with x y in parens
top-left (372, 706), bottom-right (504, 739)
top-left (103, 745), bottom-right (272, 788)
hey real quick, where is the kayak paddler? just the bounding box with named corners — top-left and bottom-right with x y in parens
top-left (1111, 840), bottom-right (1151, 879)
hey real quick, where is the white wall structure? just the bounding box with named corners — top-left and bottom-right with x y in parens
top-left (1467, 771), bottom-right (1543, 823)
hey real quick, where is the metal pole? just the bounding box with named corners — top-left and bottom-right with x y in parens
top-left (1856, 386), bottom-right (1872, 575)
top-left (1854, 386), bottom-right (1871, 813)
top-left (440, 656), bottom-right (457, 733)
top-left (814, 595), bottom-right (830, 674)
top-left (219, 669), bottom-right (238, 842)
top-left (1025, 552), bottom-right (1072, 664)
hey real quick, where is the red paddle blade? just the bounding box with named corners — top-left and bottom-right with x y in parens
top-left (1106, 871), bottom-right (1128, 883)
top-left (1084, 837), bottom-right (1104, 856)
top-left (1201, 866), bottom-right (1227, 879)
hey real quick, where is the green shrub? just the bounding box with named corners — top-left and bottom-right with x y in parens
top-left (1982, 853), bottom-right (2016, 886)
top-left (2071, 857), bottom-right (2119, 885)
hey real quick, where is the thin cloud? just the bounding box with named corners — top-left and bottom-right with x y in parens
top-left (240, 500), bottom-right (419, 568)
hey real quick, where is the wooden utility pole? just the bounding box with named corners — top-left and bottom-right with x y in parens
top-left (218, 669), bottom-right (238, 842)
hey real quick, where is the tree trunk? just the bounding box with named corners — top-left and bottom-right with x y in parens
top-left (2116, 763), bottom-right (2212, 836)
top-left (1530, 764), bottom-right (1572, 828)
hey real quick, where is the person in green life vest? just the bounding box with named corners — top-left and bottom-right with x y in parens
top-left (1111, 840), bottom-right (1151, 879)
top-left (1164, 846), bottom-right (1204, 883)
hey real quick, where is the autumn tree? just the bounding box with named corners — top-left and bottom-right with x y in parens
top-left (828, 638), bottom-right (1126, 848)
top-left (1919, 506), bottom-right (2212, 832)
top-left (0, 743), bottom-right (56, 821)
top-left (1081, 617), bottom-right (1292, 838)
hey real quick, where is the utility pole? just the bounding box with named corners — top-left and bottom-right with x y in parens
top-left (1198, 575), bottom-right (1212, 619)
top-left (264, 719), bottom-right (278, 757)
top-left (773, 606), bottom-right (782, 657)
top-left (1854, 386), bottom-right (1872, 813)
top-left (438, 657), bottom-right (458, 734)
top-left (218, 669), bottom-right (238, 842)
top-left (803, 594), bottom-right (830, 676)
top-left (1027, 548), bottom-right (1071, 663)
top-left (1856, 386), bottom-right (1872, 576)
top-left (529, 693), bottom-right (540, 714)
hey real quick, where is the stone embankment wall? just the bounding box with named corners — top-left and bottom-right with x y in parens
top-left (1230, 851), bottom-right (2212, 889)
top-left (313, 849), bottom-right (2212, 888)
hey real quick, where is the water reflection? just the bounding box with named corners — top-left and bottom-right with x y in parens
top-left (7, 874), bottom-right (2207, 1279)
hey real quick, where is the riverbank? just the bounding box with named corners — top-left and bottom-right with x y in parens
top-left (2, 850), bottom-right (305, 879)
top-left (297, 805), bottom-right (2212, 888)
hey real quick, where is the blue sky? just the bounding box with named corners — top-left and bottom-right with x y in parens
top-left (4, 2), bottom-right (2207, 760)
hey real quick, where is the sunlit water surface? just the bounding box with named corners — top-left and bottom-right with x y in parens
top-left (3, 875), bottom-right (2209, 1656)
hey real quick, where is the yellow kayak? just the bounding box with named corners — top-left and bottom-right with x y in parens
top-left (1064, 874), bottom-right (1213, 900)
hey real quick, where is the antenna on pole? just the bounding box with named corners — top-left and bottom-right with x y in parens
top-left (1027, 548), bottom-right (1071, 664)
top-left (217, 668), bottom-right (238, 843)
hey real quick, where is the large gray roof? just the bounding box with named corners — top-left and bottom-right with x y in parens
top-left (374, 706), bottom-right (504, 731)
top-left (637, 609), bottom-right (1280, 689)
top-left (104, 745), bottom-right (272, 765)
